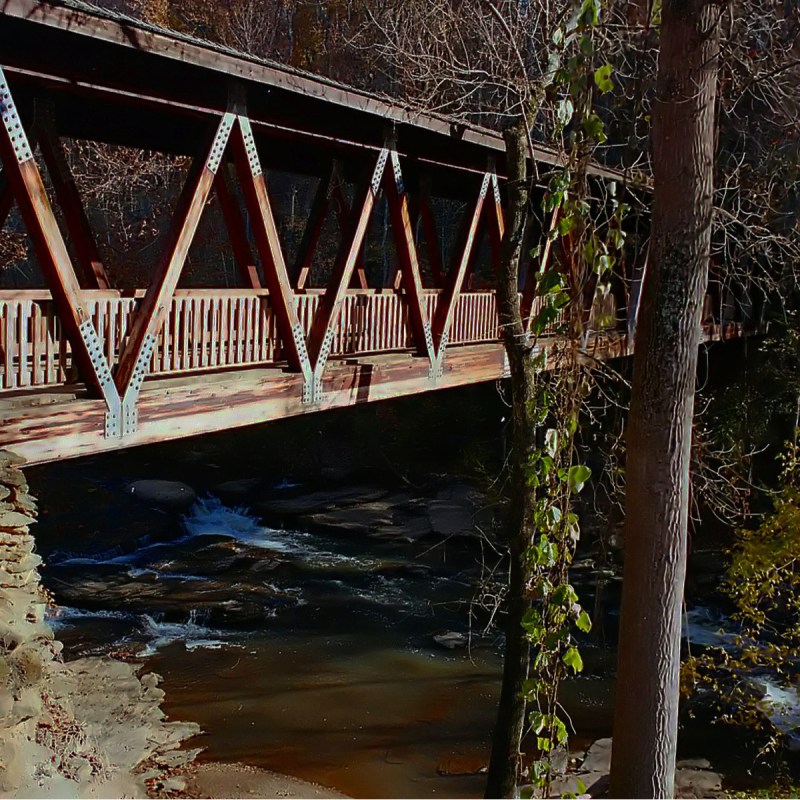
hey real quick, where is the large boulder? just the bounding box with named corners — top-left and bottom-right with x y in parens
top-left (127, 480), bottom-right (196, 513)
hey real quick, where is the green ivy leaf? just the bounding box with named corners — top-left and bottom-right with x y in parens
top-left (529, 710), bottom-right (546, 734)
top-left (553, 715), bottom-right (569, 744)
top-left (579, 0), bottom-right (600, 26)
top-left (576, 610), bottom-right (592, 633)
top-left (537, 270), bottom-right (564, 296)
top-left (568, 464), bottom-right (592, 493)
top-left (594, 63), bottom-right (614, 94)
top-left (537, 735), bottom-right (554, 752)
top-left (583, 112), bottom-right (607, 143)
top-left (563, 646), bottom-right (584, 673)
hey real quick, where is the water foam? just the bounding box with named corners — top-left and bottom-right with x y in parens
top-left (183, 496), bottom-right (296, 552)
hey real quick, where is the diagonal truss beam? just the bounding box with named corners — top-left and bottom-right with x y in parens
top-left (417, 185), bottom-right (445, 289)
top-left (33, 104), bottom-right (111, 290)
top-left (627, 244), bottom-right (649, 341)
top-left (293, 161), bottom-right (368, 291)
top-left (384, 149), bottom-right (436, 365)
top-left (0, 67), bottom-right (121, 429)
top-left (293, 160), bottom-right (339, 290)
top-left (0, 171), bottom-right (14, 230)
top-left (114, 113), bottom-right (236, 434)
top-left (230, 114), bottom-right (312, 380)
top-left (522, 205), bottom-right (560, 329)
top-left (214, 164), bottom-right (262, 289)
top-left (305, 149), bottom-right (388, 401)
top-left (429, 171), bottom-right (492, 378)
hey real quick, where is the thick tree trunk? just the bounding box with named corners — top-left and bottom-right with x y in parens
top-left (485, 122), bottom-right (538, 799)
top-left (610, 3), bottom-right (721, 798)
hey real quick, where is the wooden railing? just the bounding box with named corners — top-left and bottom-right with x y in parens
top-left (0, 288), bottom-right (516, 392)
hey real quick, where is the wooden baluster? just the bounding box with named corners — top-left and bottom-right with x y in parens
top-left (44, 304), bottom-right (55, 384)
top-left (4, 302), bottom-right (14, 389)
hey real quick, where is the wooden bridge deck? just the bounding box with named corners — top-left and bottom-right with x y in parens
top-left (0, 2), bottom-right (755, 464)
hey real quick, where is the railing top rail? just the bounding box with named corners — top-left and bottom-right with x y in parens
top-left (0, 287), bottom-right (501, 301)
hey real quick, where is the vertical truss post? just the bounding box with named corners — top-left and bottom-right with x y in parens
top-left (214, 164), bottom-right (262, 289)
top-left (33, 101), bottom-right (111, 290)
top-left (429, 171), bottom-right (492, 381)
top-left (230, 112), bottom-right (312, 383)
top-left (384, 148), bottom-right (436, 367)
top-left (0, 68), bottom-right (121, 433)
top-left (114, 112), bottom-right (236, 435)
top-left (305, 148), bottom-right (388, 403)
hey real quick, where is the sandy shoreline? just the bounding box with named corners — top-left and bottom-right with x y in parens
top-left (179, 762), bottom-right (349, 799)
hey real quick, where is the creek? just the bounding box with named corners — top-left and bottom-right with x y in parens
top-left (23, 386), bottom-right (797, 797)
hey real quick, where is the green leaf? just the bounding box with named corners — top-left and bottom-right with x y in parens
top-left (552, 583), bottom-right (578, 607)
top-left (531, 305), bottom-right (559, 336)
top-left (537, 270), bottom-right (564, 296)
top-left (576, 610), bottom-right (592, 633)
top-left (579, 0), bottom-right (600, 26)
top-left (529, 710), bottom-right (546, 734)
top-left (594, 63), bottom-right (614, 94)
top-left (577, 778), bottom-right (587, 794)
top-left (568, 464), bottom-right (592, 493)
top-left (553, 715), bottom-right (568, 744)
top-left (563, 646), bottom-right (584, 673)
top-left (537, 735), bottom-right (554, 752)
top-left (583, 112), bottom-right (607, 143)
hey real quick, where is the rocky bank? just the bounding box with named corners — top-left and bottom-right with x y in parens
top-left (0, 451), bottom-right (199, 797)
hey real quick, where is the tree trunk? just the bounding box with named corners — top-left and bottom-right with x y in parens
top-left (485, 121), bottom-right (538, 799)
top-left (610, 3), bottom-right (721, 798)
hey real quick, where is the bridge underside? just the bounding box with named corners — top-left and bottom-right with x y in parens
top-left (1, 325), bottom-right (749, 465)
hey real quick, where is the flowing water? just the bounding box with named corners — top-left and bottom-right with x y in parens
top-left (37, 479), bottom-right (514, 798)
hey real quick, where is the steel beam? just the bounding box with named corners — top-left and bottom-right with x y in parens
top-left (430, 171), bottom-right (491, 379)
top-left (214, 164), bottom-right (262, 289)
top-left (384, 149), bottom-right (435, 366)
top-left (114, 112), bottom-right (235, 435)
top-left (305, 149), bottom-right (388, 402)
top-left (230, 113), bottom-right (311, 382)
top-left (33, 103), bottom-right (111, 289)
top-left (0, 66), bottom-right (121, 431)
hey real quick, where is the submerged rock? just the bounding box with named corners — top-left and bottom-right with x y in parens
top-left (433, 631), bottom-right (468, 650)
top-left (128, 479), bottom-right (196, 512)
top-left (214, 478), bottom-right (262, 504)
top-left (436, 753), bottom-right (487, 776)
top-left (254, 486), bottom-right (388, 518)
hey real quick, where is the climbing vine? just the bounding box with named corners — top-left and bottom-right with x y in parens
top-left (519, 0), bottom-right (629, 794)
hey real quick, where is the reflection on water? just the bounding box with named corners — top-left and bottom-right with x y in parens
top-left (43, 493), bottom-right (504, 798)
